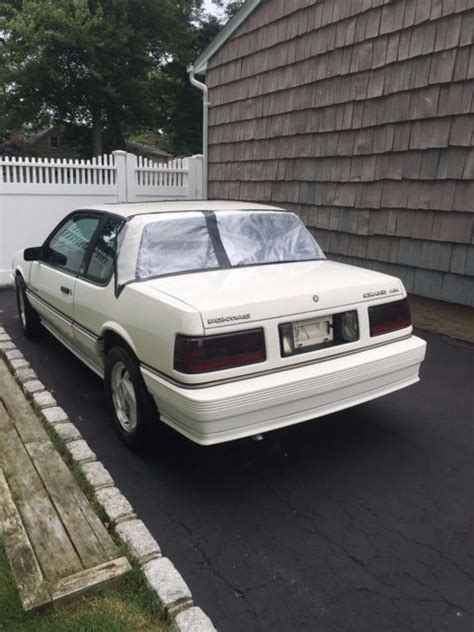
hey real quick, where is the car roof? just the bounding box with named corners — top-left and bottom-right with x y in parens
top-left (80, 200), bottom-right (285, 218)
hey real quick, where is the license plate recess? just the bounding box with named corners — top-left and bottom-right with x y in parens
top-left (280, 315), bottom-right (333, 356)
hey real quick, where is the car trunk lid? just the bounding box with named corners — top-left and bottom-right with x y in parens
top-left (144, 260), bottom-right (404, 330)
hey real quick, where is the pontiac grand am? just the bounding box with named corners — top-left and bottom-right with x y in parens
top-left (13, 201), bottom-right (426, 448)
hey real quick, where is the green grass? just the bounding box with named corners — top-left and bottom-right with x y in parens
top-left (0, 544), bottom-right (168, 632)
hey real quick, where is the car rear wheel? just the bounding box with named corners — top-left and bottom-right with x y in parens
top-left (15, 275), bottom-right (41, 337)
top-left (104, 346), bottom-right (157, 450)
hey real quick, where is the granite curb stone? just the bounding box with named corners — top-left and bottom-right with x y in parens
top-left (10, 358), bottom-right (30, 371)
top-left (95, 486), bottom-right (136, 525)
top-left (23, 379), bottom-right (45, 397)
top-left (171, 607), bottom-right (217, 632)
top-left (14, 367), bottom-right (37, 384)
top-left (53, 422), bottom-right (82, 443)
top-left (79, 461), bottom-right (114, 491)
top-left (65, 439), bottom-right (96, 465)
top-left (0, 325), bottom-right (215, 629)
top-left (32, 390), bottom-right (57, 410)
top-left (40, 406), bottom-right (69, 425)
top-left (0, 340), bottom-right (15, 352)
top-left (142, 557), bottom-right (193, 618)
top-left (5, 349), bottom-right (25, 361)
top-left (115, 519), bottom-right (161, 564)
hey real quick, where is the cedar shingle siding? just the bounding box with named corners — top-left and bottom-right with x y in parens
top-left (206, 0), bottom-right (474, 306)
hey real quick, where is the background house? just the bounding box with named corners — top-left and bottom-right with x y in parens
top-left (28, 124), bottom-right (79, 160)
top-left (28, 124), bottom-right (171, 162)
top-left (194, 0), bottom-right (474, 307)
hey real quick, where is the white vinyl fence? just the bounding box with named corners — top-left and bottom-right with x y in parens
top-left (0, 151), bottom-right (203, 286)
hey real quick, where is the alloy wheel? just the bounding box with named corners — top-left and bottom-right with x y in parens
top-left (110, 361), bottom-right (138, 433)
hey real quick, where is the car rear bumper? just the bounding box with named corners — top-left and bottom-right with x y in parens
top-left (141, 335), bottom-right (426, 445)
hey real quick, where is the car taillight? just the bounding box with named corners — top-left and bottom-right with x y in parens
top-left (369, 298), bottom-right (411, 336)
top-left (174, 329), bottom-right (266, 373)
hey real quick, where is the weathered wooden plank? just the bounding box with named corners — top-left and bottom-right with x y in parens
top-left (0, 468), bottom-right (51, 611)
top-left (2, 443), bottom-right (84, 583)
top-left (0, 358), bottom-right (132, 610)
top-left (25, 440), bottom-right (118, 567)
top-left (1, 360), bottom-right (118, 566)
top-left (1, 359), bottom-right (118, 561)
top-left (0, 402), bottom-right (83, 581)
top-left (0, 363), bottom-right (50, 445)
top-left (51, 557), bottom-right (131, 604)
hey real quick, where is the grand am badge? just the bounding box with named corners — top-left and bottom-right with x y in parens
top-left (363, 287), bottom-right (400, 299)
top-left (363, 289), bottom-right (387, 298)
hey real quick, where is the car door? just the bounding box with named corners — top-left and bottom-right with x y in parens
top-left (73, 214), bottom-right (124, 372)
top-left (28, 213), bottom-right (102, 343)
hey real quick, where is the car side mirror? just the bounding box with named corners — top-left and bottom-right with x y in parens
top-left (24, 247), bottom-right (45, 261)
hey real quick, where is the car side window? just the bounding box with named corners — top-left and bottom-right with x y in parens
top-left (45, 216), bottom-right (100, 274)
top-left (85, 216), bottom-right (123, 283)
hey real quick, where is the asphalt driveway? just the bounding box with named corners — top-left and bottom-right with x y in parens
top-left (1, 288), bottom-right (473, 632)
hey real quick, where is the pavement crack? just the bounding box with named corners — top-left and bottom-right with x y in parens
top-left (354, 498), bottom-right (474, 584)
top-left (271, 488), bottom-right (474, 617)
top-left (173, 517), bottom-right (262, 623)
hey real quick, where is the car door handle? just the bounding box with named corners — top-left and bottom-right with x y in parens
top-left (60, 286), bottom-right (71, 295)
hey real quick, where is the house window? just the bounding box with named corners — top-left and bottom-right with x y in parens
top-left (49, 135), bottom-right (60, 148)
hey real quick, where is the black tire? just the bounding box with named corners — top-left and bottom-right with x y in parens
top-left (104, 346), bottom-right (157, 451)
top-left (15, 275), bottom-right (41, 337)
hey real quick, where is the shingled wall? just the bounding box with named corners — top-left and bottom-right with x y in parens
top-left (205, 0), bottom-right (474, 307)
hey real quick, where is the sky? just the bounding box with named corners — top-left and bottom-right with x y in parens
top-left (202, 0), bottom-right (225, 18)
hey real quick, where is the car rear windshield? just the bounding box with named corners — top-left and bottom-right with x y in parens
top-left (116, 210), bottom-right (325, 287)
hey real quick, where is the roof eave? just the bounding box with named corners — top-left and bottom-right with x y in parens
top-left (192, 0), bottom-right (261, 75)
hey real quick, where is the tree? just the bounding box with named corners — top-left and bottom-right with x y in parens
top-left (154, 12), bottom-right (222, 155)
top-left (149, 1), bottom-right (245, 155)
top-left (0, 133), bottom-right (31, 156)
top-left (0, 0), bottom-right (202, 155)
top-left (0, 0), bottom-right (241, 157)
top-left (212, 0), bottom-right (244, 19)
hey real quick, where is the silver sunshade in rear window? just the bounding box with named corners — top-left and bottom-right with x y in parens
top-left (116, 209), bottom-right (325, 288)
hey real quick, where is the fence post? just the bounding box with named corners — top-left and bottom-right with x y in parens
top-left (113, 150), bottom-right (138, 202)
top-left (125, 152), bottom-right (137, 202)
top-left (187, 154), bottom-right (204, 200)
top-left (113, 151), bottom-right (127, 202)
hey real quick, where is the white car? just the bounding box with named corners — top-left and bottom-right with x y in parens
top-left (13, 201), bottom-right (426, 448)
